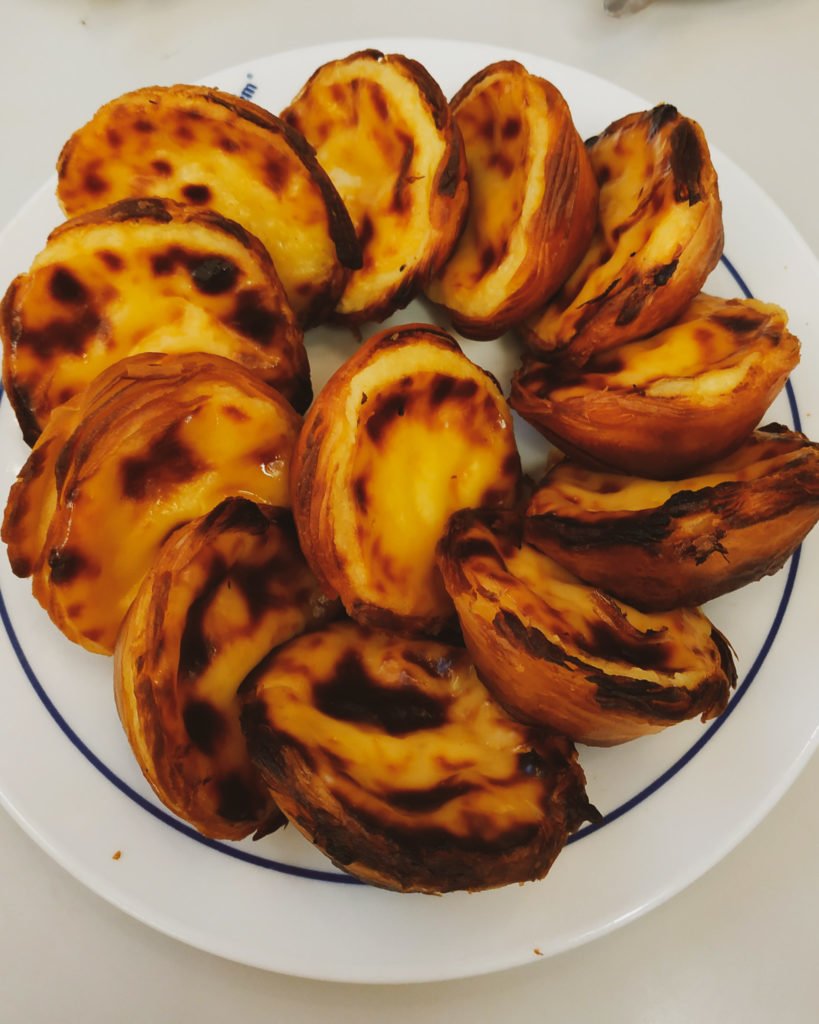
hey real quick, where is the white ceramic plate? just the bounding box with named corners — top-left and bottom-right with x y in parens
top-left (1, 39), bottom-right (818, 985)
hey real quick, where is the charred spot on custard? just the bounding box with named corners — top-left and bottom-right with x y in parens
top-left (586, 619), bottom-right (675, 671)
top-left (364, 390), bottom-right (410, 443)
top-left (178, 557), bottom-right (228, 681)
top-left (390, 133), bottom-right (416, 215)
top-left (97, 250), bottom-right (125, 272)
top-left (151, 159), bottom-right (173, 176)
top-left (385, 779), bottom-right (477, 813)
top-left (189, 256), bottom-right (239, 295)
top-left (21, 308), bottom-right (102, 358)
top-left (47, 547), bottom-right (88, 585)
top-left (502, 116), bottom-right (522, 140)
top-left (149, 246), bottom-right (242, 295)
top-left (313, 650), bottom-right (448, 736)
top-left (84, 172), bottom-right (108, 195)
top-left (487, 152), bottom-right (515, 177)
top-left (221, 404), bottom-right (250, 423)
top-left (428, 374), bottom-right (479, 407)
top-left (228, 290), bottom-right (283, 344)
top-left (119, 422), bottom-right (205, 501)
top-left (265, 156), bottom-right (291, 192)
top-left (150, 247), bottom-right (182, 277)
top-left (479, 245), bottom-right (496, 277)
top-left (367, 80), bottom-right (390, 121)
top-left (181, 183), bottom-right (212, 205)
top-left (353, 475), bottom-right (369, 511)
top-left (182, 698), bottom-right (226, 755)
top-left (49, 267), bottom-right (88, 305)
top-left (231, 555), bottom-right (300, 620)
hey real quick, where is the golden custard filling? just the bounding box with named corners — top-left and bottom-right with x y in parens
top-left (428, 69), bottom-right (548, 316)
top-left (286, 56), bottom-right (450, 314)
top-left (548, 295), bottom-right (792, 403)
top-left (530, 433), bottom-right (808, 518)
top-left (36, 357), bottom-right (299, 653)
top-left (331, 344), bottom-right (518, 619)
top-left (251, 624), bottom-right (549, 839)
top-left (57, 88), bottom-right (344, 317)
top-left (462, 525), bottom-right (719, 688)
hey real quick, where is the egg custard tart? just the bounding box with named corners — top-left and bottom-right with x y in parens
top-left (523, 104), bottom-right (723, 365)
top-left (524, 425), bottom-right (819, 610)
top-left (284, 50), bottom-right (468, 323)
top-left (437, 509), bottom-right (736, 746)
top-left (241, 620), bottom-right (598, 892)
top-left (115, 498), bottom-right (337, 840)
top-left (427, 61), bottom-right (597, 339)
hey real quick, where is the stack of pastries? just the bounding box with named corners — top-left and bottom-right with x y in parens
top-left (2, 50), bottom-right (818, 894)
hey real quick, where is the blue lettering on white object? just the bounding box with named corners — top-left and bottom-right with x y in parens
top-left (241, 74), bottom-right (257, 101)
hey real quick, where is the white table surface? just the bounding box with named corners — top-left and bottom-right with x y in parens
top-left (1, 1), bottom-right (818, 1020)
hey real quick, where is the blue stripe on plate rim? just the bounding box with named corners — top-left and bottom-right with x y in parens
top-left (0, 253), bottom-right (802, 885)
